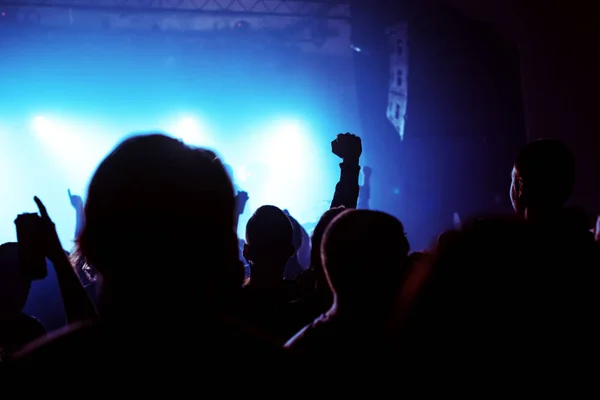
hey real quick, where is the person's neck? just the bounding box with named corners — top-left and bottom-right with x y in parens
top-left (328, 296), bottom-right (389, 326)
top-left (249, 261), bottom-right (285, 289)
top-left (0, 312), bottom-right (20, 323)
top-left (525, 206), bottom-right (561, 222)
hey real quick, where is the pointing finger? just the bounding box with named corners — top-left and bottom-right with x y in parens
top-left (34, 196), bottom-right (50, 220)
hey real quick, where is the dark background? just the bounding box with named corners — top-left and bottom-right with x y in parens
top-left (351, 0), bottom-right (598, 247)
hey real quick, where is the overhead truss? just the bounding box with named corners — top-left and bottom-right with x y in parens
top-left (0, 0), bottom-right (351, 20)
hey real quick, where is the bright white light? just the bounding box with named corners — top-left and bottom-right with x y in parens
top-left (32, 116), bottom-right (53, 135)
top-left (236, 165), bottom-right (251, 182)
top-left (278, 121), bottom-right (302, 136)
top-left (249, 119), bottom-right (314, 220)
top-left (32, 116), bottom-right (114, 187)
top-left (173, 117), bottom-right (203, 145)
top-left (32, 116), bottom-right (72, 147)
top-left (266, 120), bottom-right (307, 168)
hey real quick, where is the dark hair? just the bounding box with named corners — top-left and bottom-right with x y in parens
top-left (321, 209), bottom-right (410, 299)
top-left (310, 207), bottom-right (346, 269)
top-left (77, 134), bottom-right (243, 294)
top-left (515, 139), bottom-right (575, 208)
top-left (400, 217), bottom-right (533, 362)
top-left (286, 213), bottom-right (304, 251)
top-left (0, 242), bottom-right (31, 316)
top-left (307, 206), bottom-right (347, 292)
top-left (245, 205), bottom-right (294, 259)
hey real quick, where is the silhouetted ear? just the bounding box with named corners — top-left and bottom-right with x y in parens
top-left (515, 176), bottom-right (525, 200)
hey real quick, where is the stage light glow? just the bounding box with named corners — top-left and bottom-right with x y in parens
top-left (32, 116), bottom-right (54, 135)
top-left (265, 120), bottom-right (307, 170)
top-left (173, 117), bottom-right (203, 145)
top-left (21, 113), bottom-right (334, 252)
top-left (238, 118), bottom-right (320, 226)
top-left (31, 116), bottom-right (116, 190)
top-left (236, 165), bottom-right (251, 182)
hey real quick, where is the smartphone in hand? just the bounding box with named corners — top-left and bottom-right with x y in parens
top-left (15, 213), bottom-right (48, 280)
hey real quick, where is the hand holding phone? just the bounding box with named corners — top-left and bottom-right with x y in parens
top-left (15, 213), bottom-right (47, 281)
top-left (14, 197), bottom-right (65, 280)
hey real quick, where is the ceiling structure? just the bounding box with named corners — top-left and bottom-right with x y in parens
top-left (0, 0), bottom-right (350, 19)
top-left (0, 0), bottom-right (352, 55)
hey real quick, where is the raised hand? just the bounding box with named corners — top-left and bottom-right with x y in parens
top-left (33, 196), bottom-right (98, 322)
top-left (331, 133), bottom-right (362, 163)
top-left (68, 189), bottom-right (83, 210)
top-left (236, 190), bottom-right (249, 204)
top-left (235, 191), bottom-right (249, 215)
top-left (33, 196), bottom-right (65, 263)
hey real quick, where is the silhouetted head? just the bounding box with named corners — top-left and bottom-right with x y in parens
top-left (321, 210), bottom-right (410, 315)
top-left (280, 212), bottom-right (301, 252)
top-left (0, 242), bottom-right (31, 318)
top-left (310, 207), bottom-right (346, 278)
top-left (284, 210), bottom-right (310, 267)
top-left (78, 134), bottom-right (243, 314)
top-left (436, 229), bottom-right (461, 253)
top-left (400, 217), bottom-right (538, 366)
top-left (223, 163), bottom-right (235, 182)
top-left (511, 139), bottom-right (575, 215)
top-left (408, 251), bottom-right (430, 266)
top-left (244, 205), bottom-right (294, 271)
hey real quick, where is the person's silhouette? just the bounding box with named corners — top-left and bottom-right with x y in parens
top-left (239, 206), bottom-right (308, 342)
top-left (296, 133), bottom-right (364, 319)
top-left (244, 205), bottom-right (295, 290)
top-left (510, 139), bottom-right (597, 289)
top-left (285, 209), bottom-right (410, 360)
top-left (0, 242), bottom-right (46, 362)
top-left (510, 139), bottom-right (575, 220)
top-left (15, 134), bottom-right (288, 370)
top-left (282, 210), bottom-right (309, 280)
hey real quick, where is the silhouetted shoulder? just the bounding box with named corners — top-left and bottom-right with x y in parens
top-left (0, 314), bottom-right (47, 362)
top-left (284, 312), bottom-right (339, 352)
top-left (13, 320), bottom-right (103, 367)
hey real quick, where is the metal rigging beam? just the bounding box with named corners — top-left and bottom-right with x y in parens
top-left (0, 0), bottom-right (351, 20)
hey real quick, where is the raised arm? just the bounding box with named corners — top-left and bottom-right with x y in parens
top-left (33, 197), bottom-right (98, 324)
top-left (330, 133), bottom-right (362, 209)
top-left (234, 190), bottom-right (249, 232)
top-left (68, 189), bottom-right (85, 240)
top-left (358, 166), bottom-right (371, 210)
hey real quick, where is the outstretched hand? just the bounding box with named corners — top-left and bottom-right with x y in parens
top-left (34, 196), bottom-right (65, 263)
top-left (453, 212), bottom-right (462, 230)
top-left (236, 190), bottom-right (249, 204)
top-left (68, 189), bottom-right (83, 210)
top-left (235, 191), bottom-right (249, 215)
top-left (331, 133), bottom-right (362, 163)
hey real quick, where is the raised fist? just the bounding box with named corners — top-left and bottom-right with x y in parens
top-left (331, 133), bottom-right (362, 162)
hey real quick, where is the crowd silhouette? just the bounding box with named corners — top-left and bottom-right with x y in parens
top-left (0, 131), bottom-right (598, 386)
